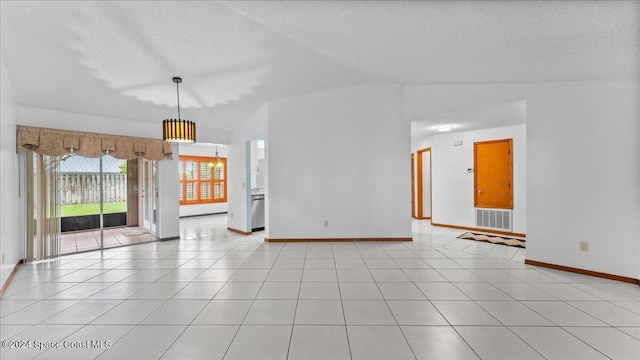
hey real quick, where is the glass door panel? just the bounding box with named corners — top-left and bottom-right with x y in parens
top-left (59, 155), bottom-right (102, 254)
top-left (57, 154), bottom-right (155, 253)
top-left (101, 155), bottom-right (127, 248)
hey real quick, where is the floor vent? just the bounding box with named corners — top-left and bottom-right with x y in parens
top-left (475, 208), bottom-right (512, 232)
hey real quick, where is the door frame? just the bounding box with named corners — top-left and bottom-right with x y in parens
top-left (411, 153), bottom-right (416, 218)
top-left (416, 147), bottom-right (432, 219)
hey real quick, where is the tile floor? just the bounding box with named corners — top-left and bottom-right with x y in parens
top-left (1, 215), bottom-right (639, 360)
top-left (61, 227), bottom-right (157, 255)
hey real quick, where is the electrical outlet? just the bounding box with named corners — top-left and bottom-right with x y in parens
top-left (324, 220), bottom-right (329, 227)
top-left (230, 213), bottom-right (234, 219)
top-left (579, 241), bottom-right (589, 252)
top-left (1, 253), bottom-right (4, 264)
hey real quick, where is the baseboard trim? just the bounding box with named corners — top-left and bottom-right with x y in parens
top-left (525, 259), bottom-right (640, 285)
top-left (431, 222), bottom-right (526, 238)
top-left (264, 237), bottom-right (413, 243)
top-left (180, 211), bottom-right (227, 219)
top-left (227, 227), bottom-right (252, 236)
top-left (414, 216), bottom-right (432, 220)
top-left (160, 236), bottom-right (180, 241)
top-left (0, 259), bottom-right (25, 298)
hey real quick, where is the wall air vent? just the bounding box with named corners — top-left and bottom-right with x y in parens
top-left (475, 208), bottom-right (512, 232)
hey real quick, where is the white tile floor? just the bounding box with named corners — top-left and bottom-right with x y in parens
top-left (1, 215), bottom-right (639, 360)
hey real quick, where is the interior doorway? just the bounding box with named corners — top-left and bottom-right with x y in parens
top-left (416, 147), bottom-right (432, 219)
top-left (247, 139), bottom-right (266, 232)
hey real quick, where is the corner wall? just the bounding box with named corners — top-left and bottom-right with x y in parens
top-left (157, 145), bottom-right (180, 240)
top-left (405, 81), bottom-right (640, 279)
top-left (0, 53), bottom-right (21, 289)
top-left (268, 83), bottom-right (411, 240)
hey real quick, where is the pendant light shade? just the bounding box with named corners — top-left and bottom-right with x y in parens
top-left (163, 119), bottom-right (196, 143)
top-left (163, 77), bottom-right (196, 143)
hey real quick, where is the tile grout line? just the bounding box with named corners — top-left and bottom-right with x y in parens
top-left (333, 243), bottom-right (354, 360)
top-left (4, 217), bottom-right (640, 360)
top-left (359, 243), bottom-right (418, 360)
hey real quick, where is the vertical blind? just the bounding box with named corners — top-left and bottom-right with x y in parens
top-left (26, 152), bottom-right (61, 261)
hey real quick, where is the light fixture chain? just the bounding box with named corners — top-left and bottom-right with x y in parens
top-left (176, 79), bottom-right (181, 120)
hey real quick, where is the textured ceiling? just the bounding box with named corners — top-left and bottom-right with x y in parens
top-left (225, 0), bottom-right (639, 83)
top-left (411, 100), bottom-right (526, 142)
top-left (1, 1), bottom-right (638, 137)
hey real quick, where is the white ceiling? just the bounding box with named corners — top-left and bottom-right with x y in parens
top-left (1, 1), bottom-right (638, 138)
top-left (411, 100), bottom-right (526, 142)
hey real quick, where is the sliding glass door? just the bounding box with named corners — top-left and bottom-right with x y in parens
top-left (26, 151), bottom-right (157, 259)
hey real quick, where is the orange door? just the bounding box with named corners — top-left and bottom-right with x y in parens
top-left (416, 148), bottom-right (431, 218)
top-left (474, 139), bottom-right (513, 209)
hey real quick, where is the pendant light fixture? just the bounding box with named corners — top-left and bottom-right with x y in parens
top-left (163, 77), bottom-right (196, 143)
top-left (209, 144), bottom-right (223, 168)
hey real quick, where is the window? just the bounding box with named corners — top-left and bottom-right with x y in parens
top-left (179, 156), bottom-right (227, 205)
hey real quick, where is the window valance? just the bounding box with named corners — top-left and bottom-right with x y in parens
top-left (16, 126), bottom-right (173, 161)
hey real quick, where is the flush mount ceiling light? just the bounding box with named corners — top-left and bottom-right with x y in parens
top-left (163, 77), bottom-right (196, 143)
top-left (437, 125), bottom-right (453, 132)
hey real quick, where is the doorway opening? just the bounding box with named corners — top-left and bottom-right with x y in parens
top-left (247, 139), bottom-right (266, 232)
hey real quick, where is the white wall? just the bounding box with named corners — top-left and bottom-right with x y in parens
top-left (227, 104), bottom-right (268, 233)
top-left (178, 143), bottom-right (229, 217)
top-left (0, 53), bottom-right (21, 289)
top-left (268, 83), bottom-right (411, 239)
top-left (413, 125), bottom-right (527, 233)
top-left (18, 106), bottom-right (231, 145)
top-left (157, 144), bottom-right (180, 240)
top-left (406, 81), bottom-right (640, 279)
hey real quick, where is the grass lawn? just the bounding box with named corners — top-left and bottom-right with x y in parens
top-left (61, 202), bottom-right (127, 217)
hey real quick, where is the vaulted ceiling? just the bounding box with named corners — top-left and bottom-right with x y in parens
top-left (1, 1), bottom-right (637, 138)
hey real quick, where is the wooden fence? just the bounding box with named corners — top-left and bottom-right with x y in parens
top-left (60, 173), bottom-right (127, 205)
